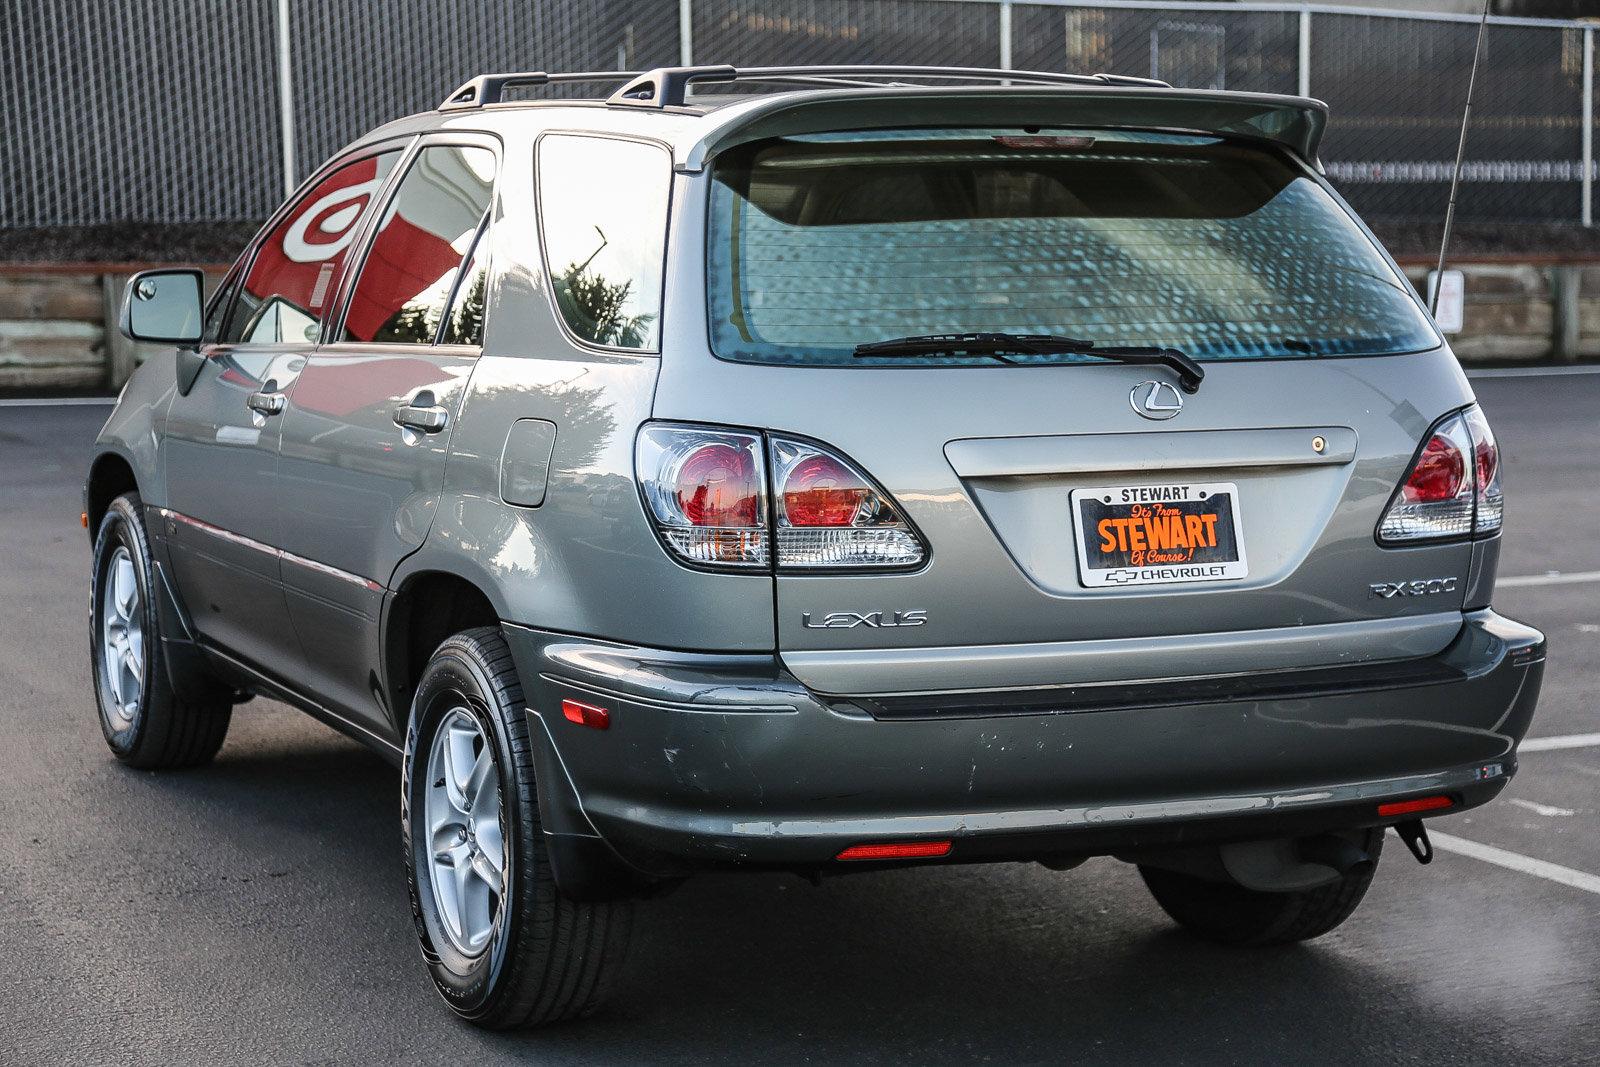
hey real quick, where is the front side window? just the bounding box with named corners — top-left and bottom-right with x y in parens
top-left (706, 129), bottom-right (1440, 366)
top-left (341, 144), bottom-right (497, 345)
top-left (537, 135), bottom-right (669, 350)
top-left (225, 150), bottom-right (401, 344)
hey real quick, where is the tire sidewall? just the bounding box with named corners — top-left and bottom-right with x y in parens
top-left (402, 640), bottom-right (524, 1019)
top-left (90, 494), bottom-right (161, 755)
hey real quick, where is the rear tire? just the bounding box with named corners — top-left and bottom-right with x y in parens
top-left (1139, 830), bottom-right (1384, 946)
top-left (402, 626), bottom-right (633, 1028)
top-left (90, 491), bottom-right (232, 769)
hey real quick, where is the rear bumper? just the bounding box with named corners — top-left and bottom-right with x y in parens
top-left (506, 610), bottom-right (1544, 879)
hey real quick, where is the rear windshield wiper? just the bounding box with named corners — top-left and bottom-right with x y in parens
top-left (852, 332), bottom-right (1204, 393)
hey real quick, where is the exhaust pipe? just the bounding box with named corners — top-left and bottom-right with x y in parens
top-left (1298, 834), bottom-right (1375, 878)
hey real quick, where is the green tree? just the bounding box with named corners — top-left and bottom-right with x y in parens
top-left (555, 261), bottom-right (654, 348)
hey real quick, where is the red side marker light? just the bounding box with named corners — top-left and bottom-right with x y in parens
top-left (81, 511), bottom-right (89, 529)
top-left (836, 840), bottom-right (952, 862)
top-left (560, 698), bottom-right (610, 731)
top-left (1378, 795), bottom-right (1453, 818)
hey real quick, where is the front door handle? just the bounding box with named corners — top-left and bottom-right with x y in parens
top-left (246, 389), bottom-right (286, 416)
top-left (394, 403), bottom-right (449, 434)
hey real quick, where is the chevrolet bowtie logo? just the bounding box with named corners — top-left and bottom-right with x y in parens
top-left (1104, 569), bottom-right (1140, 584)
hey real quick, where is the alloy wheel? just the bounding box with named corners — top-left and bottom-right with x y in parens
top-left (100, 546), bottom-right (144, 731)
top-left (424, 707), bottom-right (506, 956)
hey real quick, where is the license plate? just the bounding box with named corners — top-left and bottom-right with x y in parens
top-left (1071, 482), bottom-right (1248, 588)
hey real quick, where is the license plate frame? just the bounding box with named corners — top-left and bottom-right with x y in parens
top-left (1070, 481), bottom-right (1248, 589)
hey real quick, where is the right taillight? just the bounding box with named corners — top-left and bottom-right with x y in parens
top-left (636, 424), bottom-right (926, 571)
top-left (1461, 404), bottom-right (1503, 535)
top-left (1377, 405), bottom-right (1503, 544)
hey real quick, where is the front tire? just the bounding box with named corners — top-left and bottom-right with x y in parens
top-left (90, 492), bottom-right (232, 769)
top-left (402, 626), bottom-right (633, 1028)
top-left (1139, 830), bottom-right (1384, 946)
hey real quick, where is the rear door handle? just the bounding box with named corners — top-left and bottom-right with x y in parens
top-left (246, 390), bottom-right (286, 416)
top-left (394, 403), bottom-right (449, 433)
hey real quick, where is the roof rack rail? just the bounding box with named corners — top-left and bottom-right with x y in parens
top-left (438, 70), bottom-right (637, 110)
top-left (608, 64), bottom-right (1169, 109)
top-left (437, 64), bottom-right (1173, 113)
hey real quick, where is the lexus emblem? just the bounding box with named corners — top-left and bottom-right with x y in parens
top-left (1130, 380), bottom-right (1183, 420)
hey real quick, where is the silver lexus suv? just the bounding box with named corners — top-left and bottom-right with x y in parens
top-left (88, 65), bottom-right (1545, 1028)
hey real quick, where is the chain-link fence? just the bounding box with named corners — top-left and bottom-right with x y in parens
top-left (1, 0), bottom-right (1595, 235)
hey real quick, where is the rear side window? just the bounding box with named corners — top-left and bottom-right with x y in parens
top-left (706, 129), bottom-right (1439, 366)
top-left (341, 144), bottom-right (497, 345)
top-left (537, 134), bottom-right (669, 351)
top-left (225, 151), bottom-right (401, 344)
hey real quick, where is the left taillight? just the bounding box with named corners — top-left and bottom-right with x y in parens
top-left (637, 426), bottom-right (768, 567)
top-left (636, 425), bottom-right (926, 571)
top-left (770, 436), bottom-right (924, 569)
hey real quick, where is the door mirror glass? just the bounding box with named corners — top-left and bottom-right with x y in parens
top-left (245, 296), bottom-right (322, 345)
top-left (121, 269), bottom-right (204, 343)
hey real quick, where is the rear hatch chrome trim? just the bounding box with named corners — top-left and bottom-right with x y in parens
top-left (945, 426), bottom-right (1356, 478)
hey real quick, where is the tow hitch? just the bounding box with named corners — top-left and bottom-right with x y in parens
top-left (1395, 819), bottom-right (1434, 864)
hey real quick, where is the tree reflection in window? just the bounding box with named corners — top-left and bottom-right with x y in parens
top-left (440, 229), bottom-right (489, 346)
top-left (343, 145), bottom-right (496, 346)
top-left (537, 135), bottom-right (668, 351)
top-left (552, 228), bottom-right (654, 348)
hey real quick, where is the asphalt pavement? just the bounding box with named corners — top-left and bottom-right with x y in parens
top-left (1, 372), bottom-right (1596, 1066)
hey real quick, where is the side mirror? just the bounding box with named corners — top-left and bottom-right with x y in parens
top-left (120, 269), bottom-right (204, 344)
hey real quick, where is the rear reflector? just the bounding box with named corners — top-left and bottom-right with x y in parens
top-left (560, 698), bottom-right (610, 731)
top-left (836, 840), bottom-right (952, 861)
top-left (1377, 795), bottom-right (1453, 817)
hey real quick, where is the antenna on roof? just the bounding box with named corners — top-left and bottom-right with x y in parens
top-left (1431, 0), bottom-right (1492, 318)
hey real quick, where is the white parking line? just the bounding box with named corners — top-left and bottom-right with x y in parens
top-left (1428, 831), bottom-right (1600, 896)
top-left (1467, 365), bottom-right (1600, 378)
top-left (0, 396), bottom-right (116, 407)
top-left (1506, 798), bottom-right (1577, 818)
top-left (1498, 570), bottom-right (1600, 588)
top-left (1519, 732), bottom-right (1600, 753)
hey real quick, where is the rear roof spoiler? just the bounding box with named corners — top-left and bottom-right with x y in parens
top-left (676, 86), bottom-right (1329, 174)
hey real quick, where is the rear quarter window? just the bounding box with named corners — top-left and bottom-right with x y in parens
top-left (706, 129), bottom-right (1439, 366)
top-left (536, 134), bottom-right (670, 351)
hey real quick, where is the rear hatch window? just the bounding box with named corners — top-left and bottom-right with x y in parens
top-left (706, 129), bottom-right (1439, 366)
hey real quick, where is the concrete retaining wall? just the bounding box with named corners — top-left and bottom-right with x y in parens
top-left (0, 273), bottom-right (109, 389)
top-left (1397, 262), bottom-right (1593, 363)
top-left (0, 270), bottom-right (212, 391)
top-left (0, 261), bottom-right (1593, 392)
